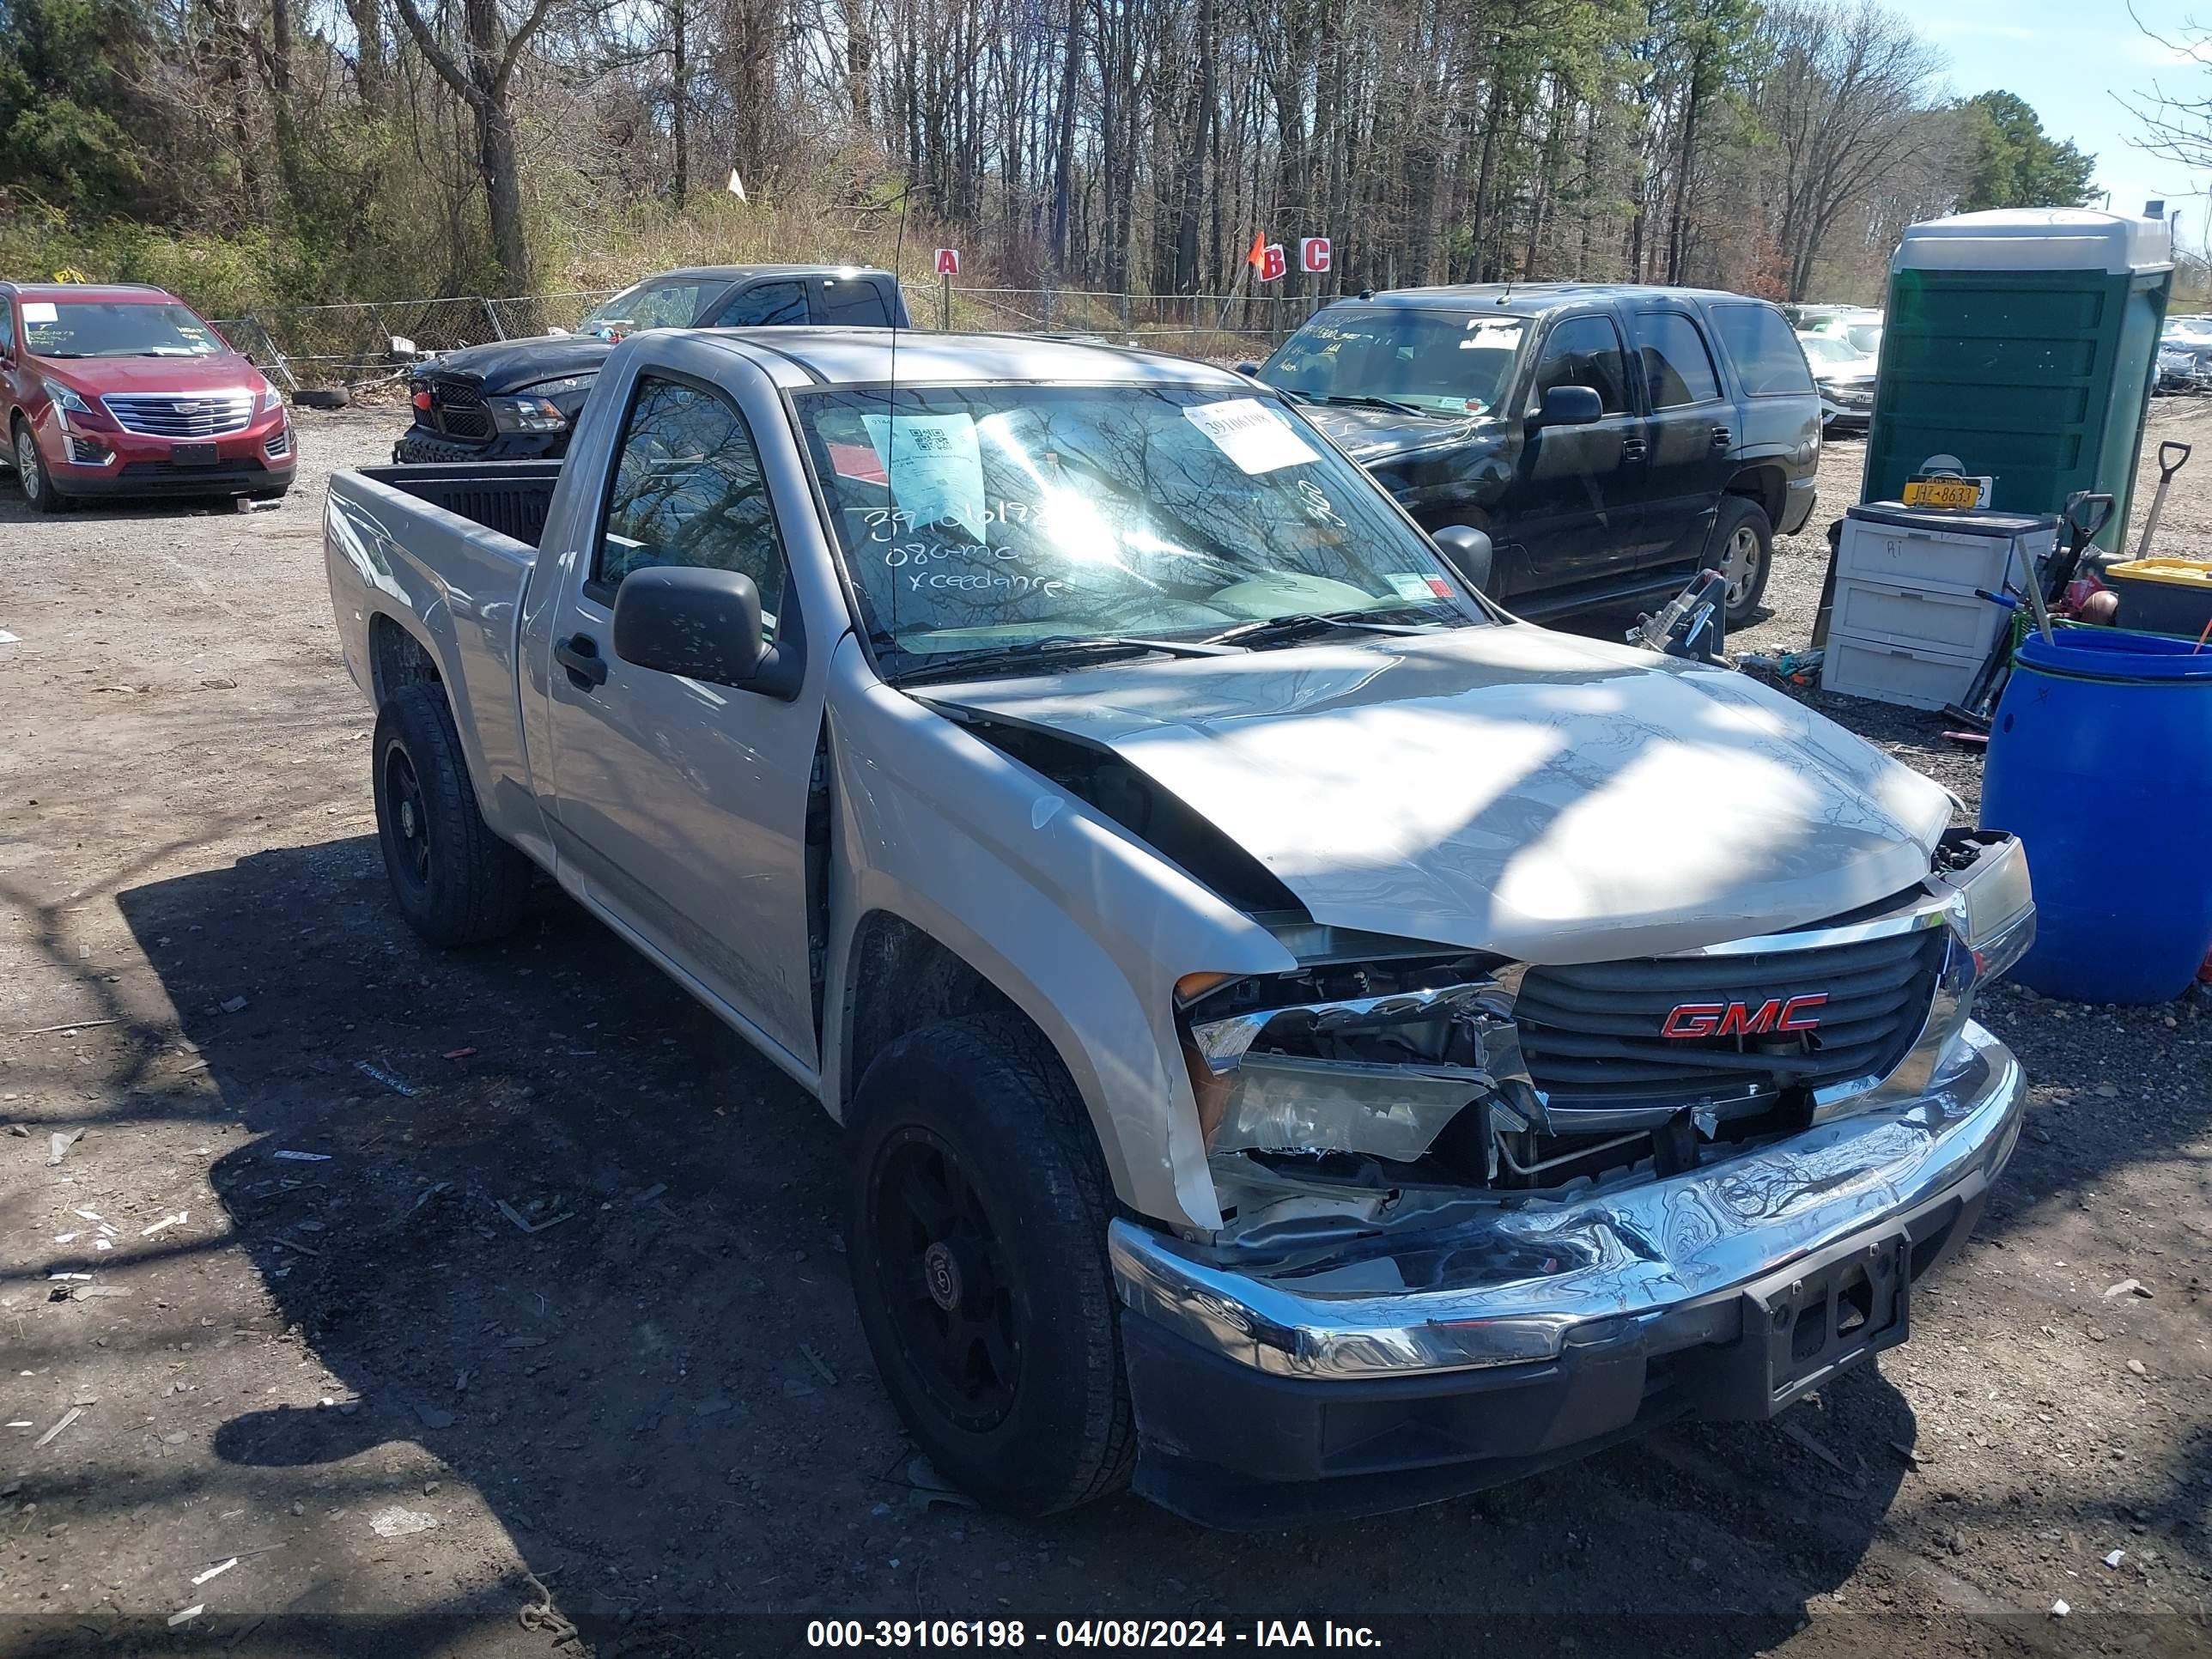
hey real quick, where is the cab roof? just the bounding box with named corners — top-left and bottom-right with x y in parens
top-left (636, 264), bottom-right (895, 283)
top-left (1337, 283), bottom-right (1769, 317)
top-left (3, 282), bottom-right (181, 304)
top-left (702, 327), bottom-right (1250, 392)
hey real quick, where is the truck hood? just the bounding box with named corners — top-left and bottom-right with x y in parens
top-left (927, 626), bottom-right (1954, 963)
top-left (1295, 399), bottom-right (1495, 462)
top-left (419, 335), bottom-right (612, 392)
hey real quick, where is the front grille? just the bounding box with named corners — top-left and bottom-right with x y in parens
top-left (428, 377), bottom-right (493, 440)
top-left (1516, 923), bottom-right (1947, 1107)
top-left (102, 393), bottom-right (253, 437)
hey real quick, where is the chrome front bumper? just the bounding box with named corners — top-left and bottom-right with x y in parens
top-left (1110, 1019), bottom-right (2024, 1382)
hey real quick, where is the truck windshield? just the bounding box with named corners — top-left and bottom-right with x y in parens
top-left (580, 278), bottom-right (718, 338)
top-left (794, 384), bottom-right (1485, 667)
top-left (24, 301), bottom-right (226, 359)
top-left (1258, 309), bottom-right (1525, 417)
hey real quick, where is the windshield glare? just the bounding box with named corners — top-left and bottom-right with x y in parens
top-left (23, 301), bottom-right (226, 359)
top-left (581, 279), bottom-right (714, 337)
top-left (1259, 308), bottom-right (1524, 416)
top-left (796, 385), bottom-right (1483, 665)
top-left (1798, 336), bottom-right (1858, 364)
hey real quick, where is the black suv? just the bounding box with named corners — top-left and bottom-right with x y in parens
top-left (393, 264), bottom-right (909, 464)
top-left (1251, 285), bottom-right (1820, 625)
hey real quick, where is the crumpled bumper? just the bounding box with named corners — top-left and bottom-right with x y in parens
top-left (1109, 1019), bottom-right (2024, 1525)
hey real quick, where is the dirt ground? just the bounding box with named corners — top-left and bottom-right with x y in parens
top-left (3, 395), bottom-right (2212, 1659)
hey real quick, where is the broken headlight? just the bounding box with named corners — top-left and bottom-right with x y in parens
top-left (1178, 972), bottom-right (1533, 1163)
top-left (1928, 830), bottom-right (2033, 982)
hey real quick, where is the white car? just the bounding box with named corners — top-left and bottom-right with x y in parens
top-left (1799, 332), bottom-right (1878, 431)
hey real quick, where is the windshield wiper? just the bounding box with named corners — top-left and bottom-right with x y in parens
top-left (890, 634), bottom-right (1231, 686)
top-left (1201, 604), bottom-right (1457, 649)
top-left (1320, 393), bottom-right (1441, 419)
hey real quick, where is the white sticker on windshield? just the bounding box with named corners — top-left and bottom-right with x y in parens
top-left (1182, 398), bottom-right (1319, 474)
top-left (21, 301), bottom-right (58, 324)
top-left (861, 413), bottom-right (987, 539)
top-left (1462, 320), bottom-right (1519, 349)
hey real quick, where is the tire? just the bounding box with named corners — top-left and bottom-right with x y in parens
top-left (14, 420), bottom-right (70, 514)
top-left (370, 682), bottom-right (533, 947)
top-left (1706, 495), bottom-right (1773, 628)
top-left (846, 1013), bottom-right (1134, 1516)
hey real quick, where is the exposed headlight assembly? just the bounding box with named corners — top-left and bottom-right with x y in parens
top-left (1928, 830), bottom-right (2034, 982)
top-left (1178, 975), bottom-right (1534, 1163)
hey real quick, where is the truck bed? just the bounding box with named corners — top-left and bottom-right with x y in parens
top-left (356, 460), bottom-right (563, 549)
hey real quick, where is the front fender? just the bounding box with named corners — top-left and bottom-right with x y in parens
top-left (820, 638), bottom-right (1292, 1233)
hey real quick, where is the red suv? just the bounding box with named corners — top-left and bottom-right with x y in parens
top-left (2, 282), bottom-right (295, 512)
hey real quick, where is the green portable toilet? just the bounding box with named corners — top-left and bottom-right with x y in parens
top-left (1863, 209), bottom-right (2172, 552)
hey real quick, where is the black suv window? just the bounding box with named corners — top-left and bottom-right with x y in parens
top-left (1710, 303), bottom-right (1815, 397)
top-left (819, 278), bottom-right (893, 326)
top-left (594, 374), bottom-right (785, 639)
top-left (712, 282), bottom-right (809, 328)
top-left (1638, 313), bottom-right (1721, 407)
top-left (1529, 315), bottom-right (1631, 415)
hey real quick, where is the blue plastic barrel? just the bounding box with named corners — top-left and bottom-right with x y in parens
top-left (1980, 629), bottom-right (2212, 1003)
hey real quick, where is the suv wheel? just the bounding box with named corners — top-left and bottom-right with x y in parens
top-left (14, 421), bottom-right (69, 514)
top-left (847, 1013), bottom-right (1133, 1516)
top-left (1707, 496), bottom-right (1773, 627)
top-left (371, 683), bottom-right (534, 946)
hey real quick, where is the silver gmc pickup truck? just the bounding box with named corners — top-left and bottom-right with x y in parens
top-left (324, 327), bottom-right (2033, 1527)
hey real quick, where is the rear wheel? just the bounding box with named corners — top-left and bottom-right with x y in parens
top-left (847, 1014), bottom-right (1133, 1516)
top-left (14, 421), bottom-right (69, 514)
top-left (371, 683), bottom-right (533, 946)
top-left (1706, 495), bottom-right (1773, 628)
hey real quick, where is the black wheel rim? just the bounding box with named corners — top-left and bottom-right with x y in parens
top-left (383, 744), bottom-right (432, 889)
top-left (868, 1127), bottom-right (1021, 1432)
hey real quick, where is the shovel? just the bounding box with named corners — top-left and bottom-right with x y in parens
top-left (2133, 441), bottom-right (2192, 562)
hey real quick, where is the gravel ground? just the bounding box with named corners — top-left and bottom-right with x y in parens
top-left (2, 398), bottom-right (2210, 1658)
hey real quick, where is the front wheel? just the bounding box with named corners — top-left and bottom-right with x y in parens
top-left (14, 421), bottom-right (69, 514)
top-left (847, 1014), bottom-right (1133, 1516)
top-left (1706, 496), bottom-right (1773, 628)
top-left (371, 683), bottom-right (533, 947)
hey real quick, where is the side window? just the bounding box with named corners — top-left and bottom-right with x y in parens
top-left (1638, 313), bottom-right (1722, 407)
top-left (819, 279), bottom-right (893, 326)
top-left (1710, 303), bottom-right (1816, 397)
top-left (594, 375), bottom-right (786, 640)
top-left (1529, 314), bottom-right (1631, 415)
top-left (0, 301), bottom-right (13, 358)
top-left (711, 282), bottom-right (809, 328)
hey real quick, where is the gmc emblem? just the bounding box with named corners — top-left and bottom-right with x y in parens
top-left (1661, 994), bottom-right (1827, 1039)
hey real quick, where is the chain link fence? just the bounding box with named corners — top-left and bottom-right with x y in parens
top-left (216, 283), bottom-right (1327, 388)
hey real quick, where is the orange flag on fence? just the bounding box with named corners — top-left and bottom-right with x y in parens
top-left (1245, 231), bottom-right (1267, 271)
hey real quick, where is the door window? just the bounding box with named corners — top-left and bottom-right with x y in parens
top-left (1638, 313), bottom-right (1722, 407)
top-left (710, 282), bottom-right (810, 328)
top-left (1709, 303), bottom-right (1816, 396)
top-left (593, 374), bottom-right (787, 638)
top-left (0, 301), bottom-right (13, 358)
top-left (1528, 315), bottom-right (1631, 415)
top-left (819, 279), bottom-right (893, 326)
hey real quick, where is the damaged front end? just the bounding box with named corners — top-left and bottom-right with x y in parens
top-left (1109, 831), bottom-right (2032, 1523)
top-left (1176, 828), bottom-right (2032, 1245)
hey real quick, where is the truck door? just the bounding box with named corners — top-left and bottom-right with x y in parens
top-left (1626, 307), bottom-right (1735, 566)
top-left (538, 346), bottom-right (832, 1072)
top-left (1500, 311), bottom-right (1642, 598)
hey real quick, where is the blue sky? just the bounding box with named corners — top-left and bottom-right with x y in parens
top-left (1921, 0), bottom-right (2212, 247)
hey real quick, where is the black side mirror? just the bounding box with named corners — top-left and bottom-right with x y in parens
top-left (611, 566), bottom-right (804, 698)
top-left (1233, 361), bottom-right (1261, 376)
top-left (1532, 385), bottom-right (1604, 428)
top-left (1431, 525), bottom-right (1495, 592)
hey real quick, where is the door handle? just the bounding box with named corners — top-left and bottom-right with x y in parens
top-left (555, 632), bottom-right (608, 689)
top-left (1621, 438), bottom-right (1650, 462)
top-left (1710, 426), bottom-right (1731, 449)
